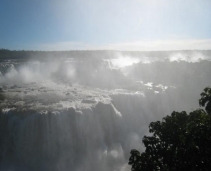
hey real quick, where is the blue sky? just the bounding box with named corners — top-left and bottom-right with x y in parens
top-left (0, 0), bottom-right (211, 50)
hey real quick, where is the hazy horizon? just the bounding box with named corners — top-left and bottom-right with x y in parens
top-left (1, 1), bottom-right (211, 171)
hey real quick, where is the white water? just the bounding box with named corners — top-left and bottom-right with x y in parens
top-left (0, 51), bottom-right (211, 171)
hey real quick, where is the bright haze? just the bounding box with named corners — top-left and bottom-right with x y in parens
top-left (1, 1), bottom-right (211, 171)
top-left (0, 0), bottom-right (211, 51)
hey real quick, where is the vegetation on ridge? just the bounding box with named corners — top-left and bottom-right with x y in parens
top-left (129, 87), bottom-right (211, 171)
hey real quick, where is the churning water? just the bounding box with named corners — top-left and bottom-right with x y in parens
top-left (0, 50), bottom-right (211, 171)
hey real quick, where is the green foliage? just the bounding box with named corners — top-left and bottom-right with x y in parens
top-left (199, 87), bottom-right (211, 115)
top-left (129, 88), bottom-right (211, 171)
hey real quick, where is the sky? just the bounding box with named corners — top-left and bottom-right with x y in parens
top-left (0, 0), bottom-right (211, 51)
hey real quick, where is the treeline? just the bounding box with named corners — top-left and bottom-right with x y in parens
top-left (0, 49), bottom-right (116, 61)
top-left (1, 48), bottom-right (211, 61)
top-left (129, 87), bottom-right (211, 171)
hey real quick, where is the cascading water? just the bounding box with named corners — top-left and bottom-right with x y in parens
top-left (1, 51), bottom-right (211, 171)
top-left (0, 103), bottom-right (125, 171)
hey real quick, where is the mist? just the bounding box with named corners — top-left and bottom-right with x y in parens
top-left (0, 50), bottom-right (211, 171)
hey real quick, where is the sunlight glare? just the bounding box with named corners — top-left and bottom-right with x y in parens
top-left (111, 56), bottom-right (140, 68)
